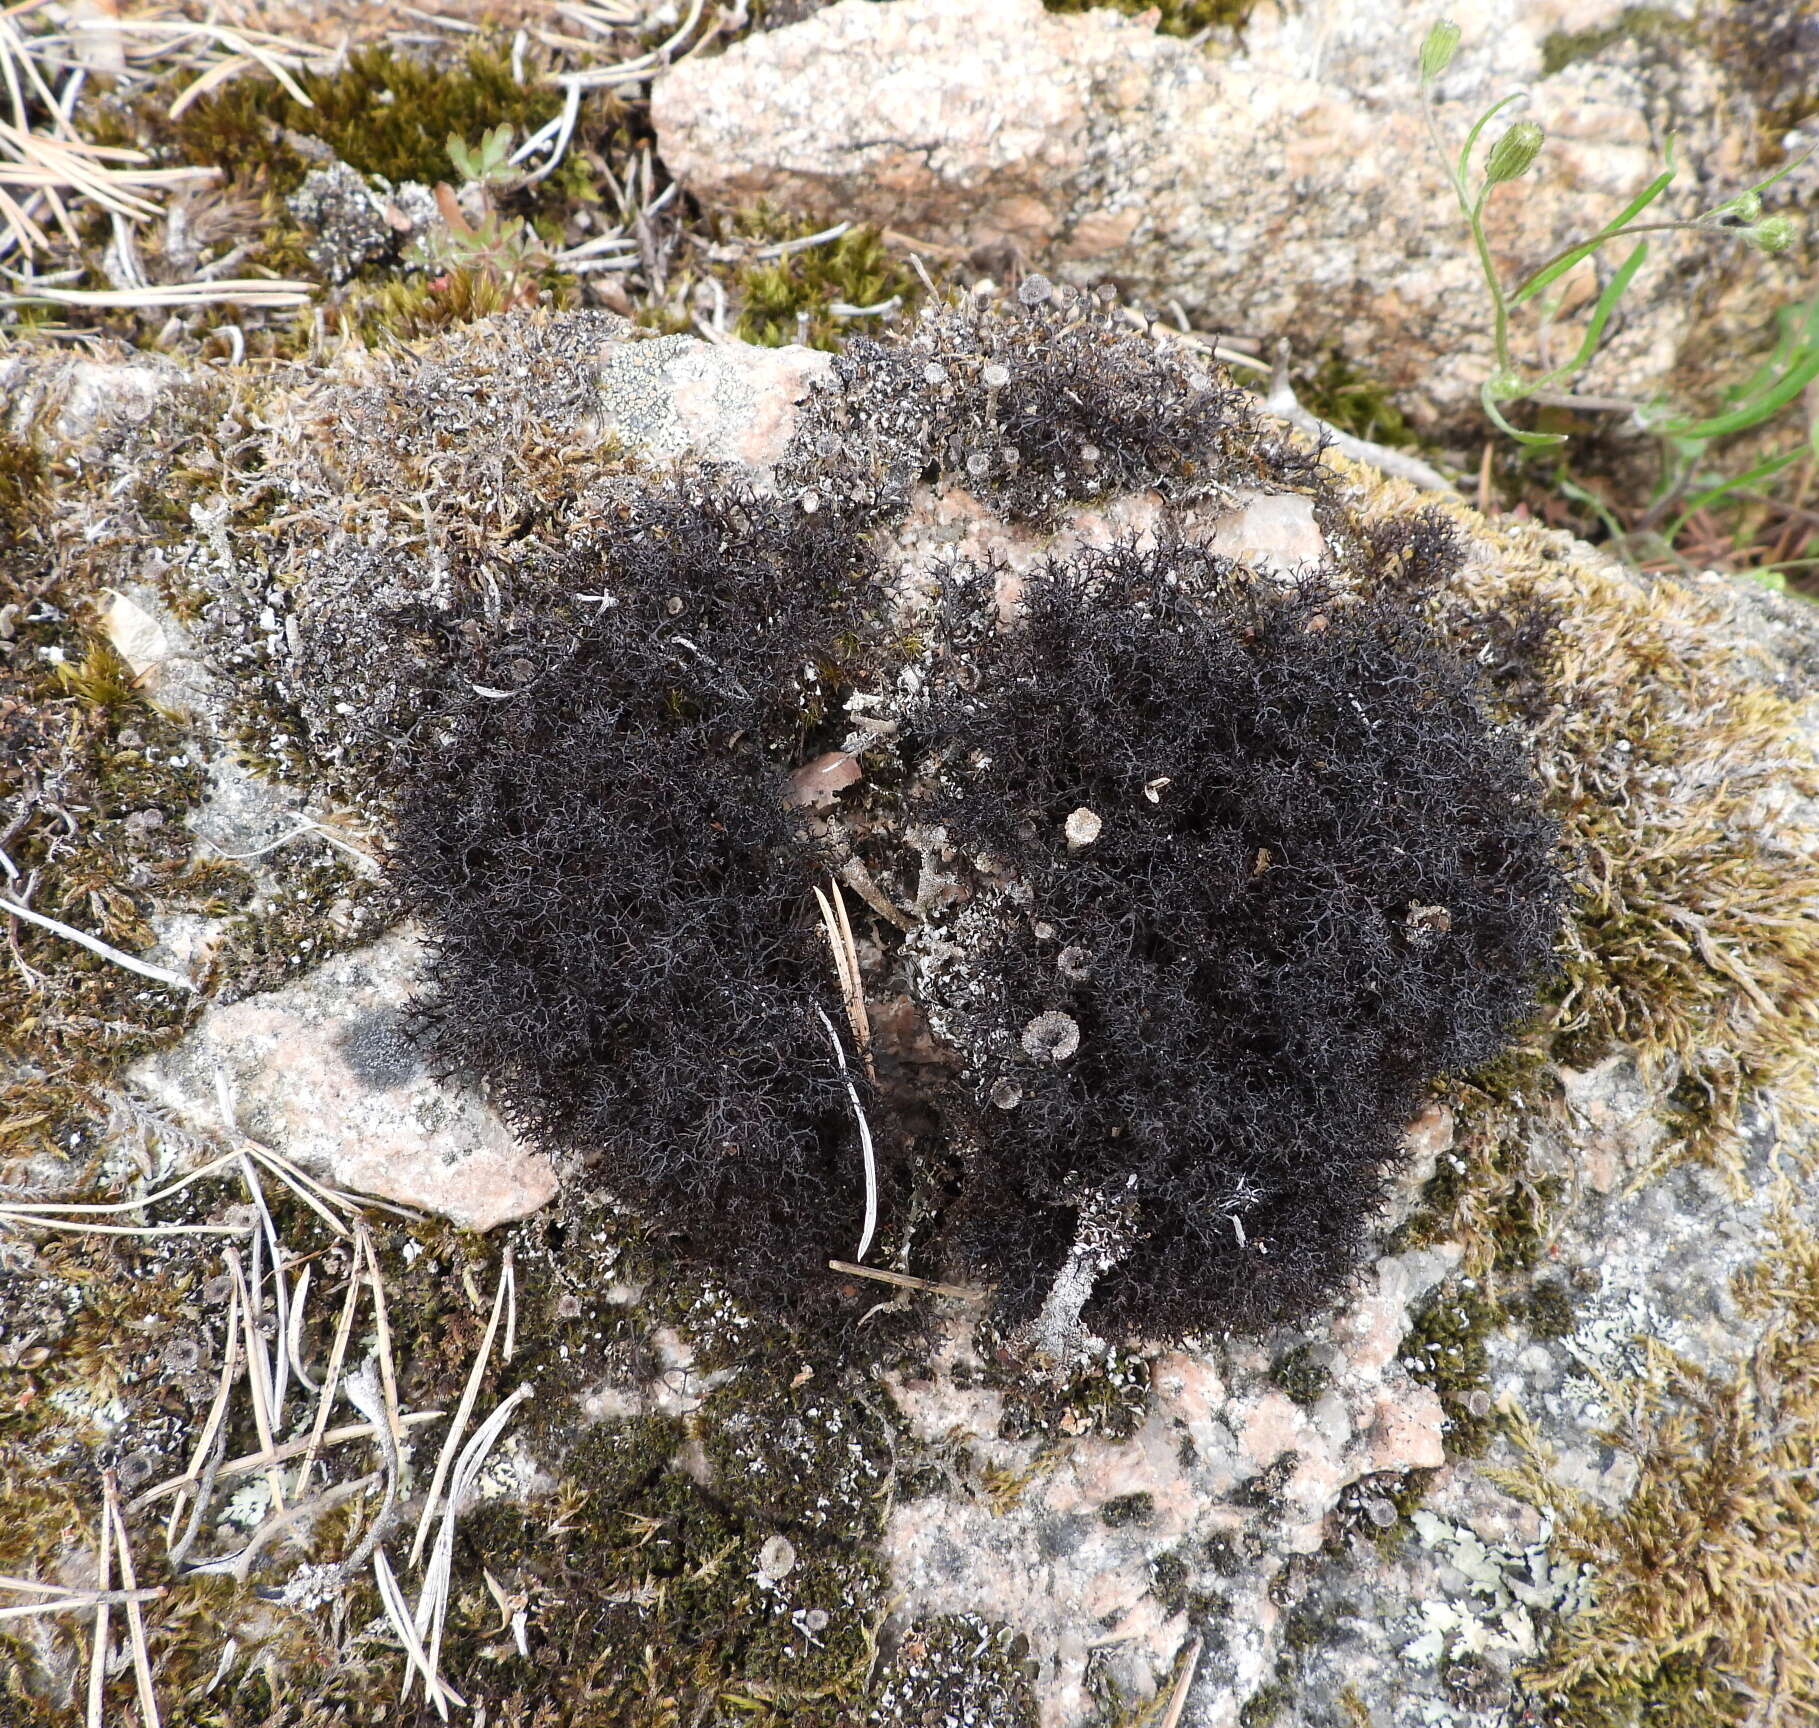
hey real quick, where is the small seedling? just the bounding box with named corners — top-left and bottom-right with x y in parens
top-left (446, 122), bottom-right (517, 187)
top-left (1417, 17), bottom-right (1817, 538)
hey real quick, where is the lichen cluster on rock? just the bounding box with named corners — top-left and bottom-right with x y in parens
top-left (3, 262), bottom-right (1817, 1728)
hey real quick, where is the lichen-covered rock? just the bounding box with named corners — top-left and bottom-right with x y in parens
top-left (4, 292), bottom-right (1816, 1728)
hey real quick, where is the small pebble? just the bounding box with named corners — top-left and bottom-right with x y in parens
top-left (1065, 807), bottom-right (1102, 850)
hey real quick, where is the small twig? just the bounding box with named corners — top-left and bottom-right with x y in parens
top-left (292, 1264), bottom-right (362, 1498)
top-left (0, 277), bottom-right (311, 309)
top-left (137, 1411), bottom-right (444, 1509)
top-left (827, 1260), bottom-right (982, 1302)
top-left (180, 1472), bottom-right (379, 1583)
top-left (163, 1278), bottom-right (241, 1560)
top-left (1260, 339), bottom-right (1460, 495)
top-left (0, 890), bottom-right (195, 990)
top-left (357, 1223), bottom-right (405, 1446)
top-left (813, 879), bottom-right (872, 1077)
top-left (749, 220), bottom-right (850, 259)
top-left (224, 1243), bottom-right (287, 1516)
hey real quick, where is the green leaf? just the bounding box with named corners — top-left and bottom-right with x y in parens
top-left (1480, 382), bottom-right (1566, 447)
top-left (1536, 240), bottom-right (1649, 386)
top-left (1511, 161), bottom-right (1676, 307)
top-left (1657, 344), bottom-right (1819, 442)
top-left (1665, 446), bottom-right (1807, 541)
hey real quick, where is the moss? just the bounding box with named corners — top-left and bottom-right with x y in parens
top-left (1403, 1283), bottom-right (1501, 1460)
top-left (1539, 7), bottom-right (1697, 77)
top-left (1273, 1343), bottom-right (1334, 1408)
top-left (1366, 1467), bottom-right (1442, 1555)
top-left (870, 1615), bottom-right (1040, 1726)
top-left (1041, 0), bottom-right (1259, 38)
top-left (1296, 352), bottom-right (1422, 451)
top-left (0, 618), bottom-right (206, 1086)
top-left (1149, 1537), bottom-right (1234, 1624)
top-left (161, 46), bottom-right (562, 196)
top-left (981, 1330), bottom-right (1154, 1443)
top-left (1517, 1277), bottom-right (1580, 1342)
top-left (1333, 452), bottom-right (1819, 1285)
top-left (1491, 1211), bottom-right (1819, 1727)
top-left (0, 429), bottom-right (47, 534)
top-left (209, 849), bottom-right (394, 1002)
top-left (1239, 1679), bottom-right (1292, 1728)
top-left (730, 211), bottom-right (921, 350)
top-left (1099, 1490), bottom-right (1156, 1528)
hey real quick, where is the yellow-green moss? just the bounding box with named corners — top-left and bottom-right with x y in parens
top-left (730, 211), bottom-right (921, 350)
top-left (1296, 352), bottom-right (1422, 452)
top-left (1491, 1206), bottom-right (1819, 1727)
top-left (160, 46), bottom-right (563, 196)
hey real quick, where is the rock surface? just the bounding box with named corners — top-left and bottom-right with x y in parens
top-left (130, 927), bottom-right (558, 1232)
top-left (653, 0), bottom-right (1814, 428)
top-left (7, 304), bottom-right (1817, 1727)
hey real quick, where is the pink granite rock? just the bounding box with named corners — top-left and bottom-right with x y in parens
top-left (130, 928), bottom-right (557, 1232)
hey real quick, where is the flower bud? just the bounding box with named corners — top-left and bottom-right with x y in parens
top-left (1746, 215), bottom-right (1797, 254)
top-left (1484, 121), bottom-right (1545, 185)
top-left (1419, 19), bottom-right (1461, 82)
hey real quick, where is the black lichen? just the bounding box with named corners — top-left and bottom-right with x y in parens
top-left (803, 289), bottom-right (1284, 526)
top-left (389, 482), bottom-right (890, 1310)
top-left (910, 532), bottom-right (1564, 1337)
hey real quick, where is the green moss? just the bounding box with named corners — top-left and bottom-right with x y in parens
top-left (1403, 1283), bottom-right (1501, 1460)
top-left (1367, 1467), bottom-right (1442, 1555)
top-left (210, 850), bottom-right (393, 1001)
top-left (164, 46), bottom-right (562, 195)
top-left (1239, 1678), bottom-right (1292, 1728)
top-left (1041, 0), bottom-right (1258, 38)
top-left (981, 1324), bottom-right (1153, 1444)
top-left (1149, 1538), bottom-right (1233, 1624)
top-left (870, 1616), bottom-right (1040, 1726)
top-left (0, 429), bottom-right (46, 537)
top-left (1272, 1342), bottom-right (1333, 1408)
top-left (731, 212), bottom-right (921, 350)
top-left (1539, 7), bottom-right (1696, 77)
top-left (1516, 1276), bottom-right (1579, 1342)
top-left (1296, 352), bottom-right (1421, 451)
top-left (1099, 1491), bottom-right (1156, 1528)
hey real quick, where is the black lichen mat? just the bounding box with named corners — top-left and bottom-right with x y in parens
top-left (387, 468), bottom-right (1564, 1344)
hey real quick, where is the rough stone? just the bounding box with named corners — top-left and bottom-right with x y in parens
top-left (652, 0), bottom-right (1812, 428)
top-left (129, 927), bottom-right (558, 1232)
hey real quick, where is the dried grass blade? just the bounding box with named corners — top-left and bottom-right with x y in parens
top-left (85, 1484), bottom-right (111, 1728)
top-left (104, 1472), bottom-right (160, 1728)
top-left (407, 1248), bottom-right (512, 1568)
top-left (224, 1243), bottom-right (286, 1514)
top-left (293, 1266), bottom-right (361, 1497)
